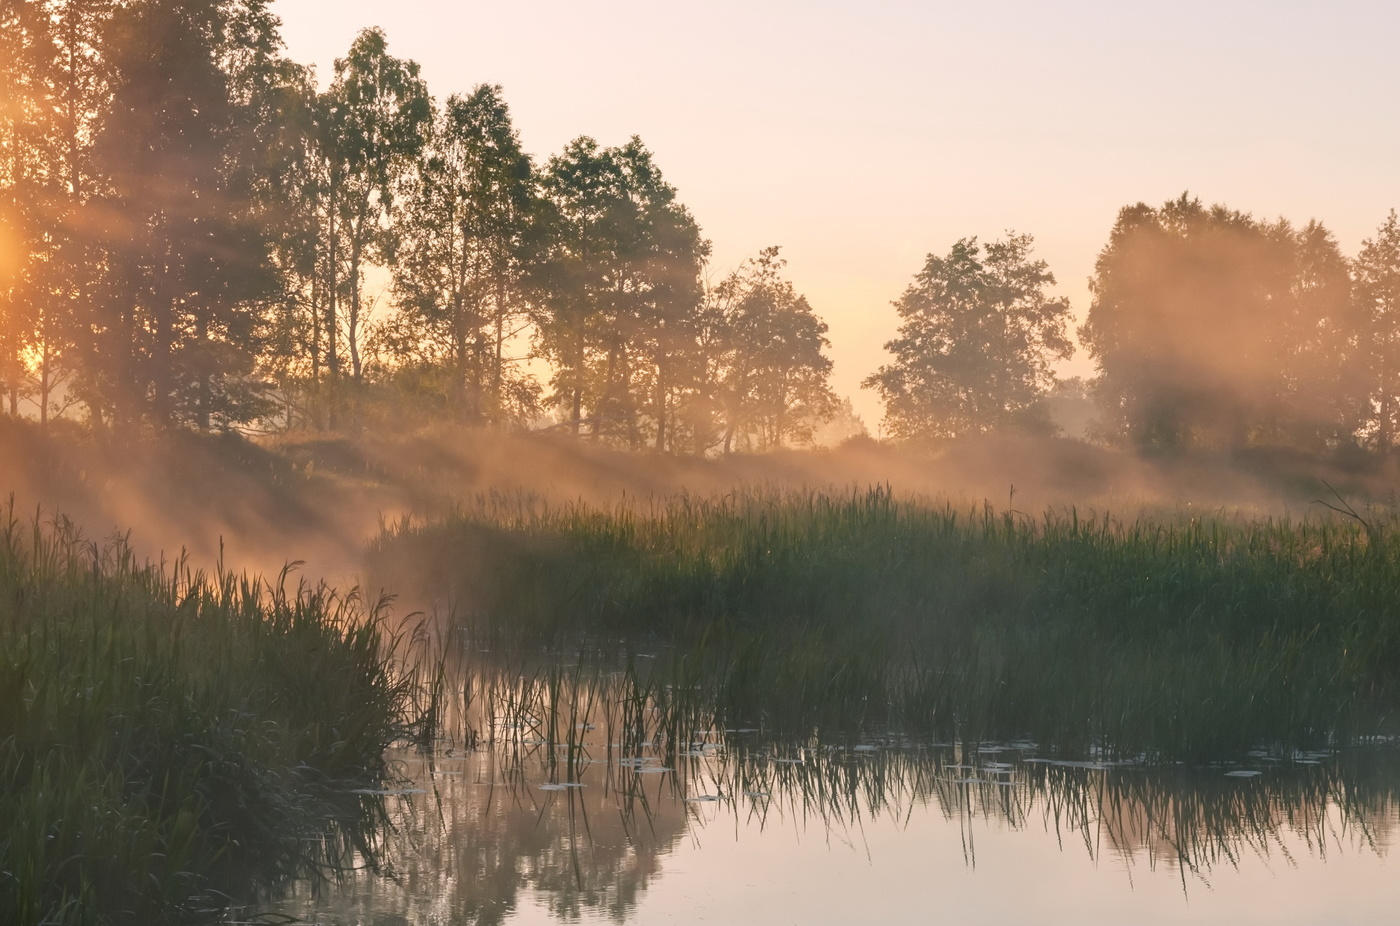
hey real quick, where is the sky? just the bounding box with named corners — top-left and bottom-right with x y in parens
top-left (272, 0), bottom-right (1400, 433)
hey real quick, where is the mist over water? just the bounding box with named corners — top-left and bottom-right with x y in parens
top-left (7, 3), bottom-right (1400, 922)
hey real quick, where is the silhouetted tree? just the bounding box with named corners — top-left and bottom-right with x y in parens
top-left (90, 0), bottom-right (279, 430)
top-left (714, 247), bottom-right (835, 451)
top-left (1263, 219), bottom-right (1359, 449)
top-left (0, 0), bottom-right (59, 417)
top-left (533, 137), bottom-right (708, 445)
top-left (1079, 194), bottom-right (1355, 453)
top-left (865, 233), bottom-right (1071, 442)
top-left (1353, 211), bottom-right (1400, 454)
top-left (0, 0), bottom-right (119, 425)
top-left (387, 84), bottom-right (539, 426)
top-left (315, 27), bottom-right (430, 427)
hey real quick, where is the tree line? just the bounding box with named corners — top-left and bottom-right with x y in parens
top-left (4, 2), bottom-right (1399, 459)
top-left (0, 1), bottom-right (835, 452)
top-left (871, 195), bottom-right (1400, 456)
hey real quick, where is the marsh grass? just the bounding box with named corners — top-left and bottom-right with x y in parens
top-left (373, 486), bottom-right (1400, 758)
top-left (0, 505), bottom-right (428, 925)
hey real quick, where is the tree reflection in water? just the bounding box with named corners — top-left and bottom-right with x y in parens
top-left (268, 666), bottom-right (1400, 923)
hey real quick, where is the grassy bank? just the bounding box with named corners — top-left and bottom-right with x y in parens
top-left (372, 487), bottom-right (1400, 758)
top-left (0, 509), bottom-right (422, 925)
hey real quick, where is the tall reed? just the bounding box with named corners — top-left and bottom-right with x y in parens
top-left (371, 487), bottom-right (1400, 757)
top-left (0, 505), bottom-right (424, 925)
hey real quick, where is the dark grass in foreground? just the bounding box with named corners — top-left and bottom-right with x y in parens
top-left (0, 510), bottom-right (427, 926)
top-left (372, 487), bottom-right (1400, 759)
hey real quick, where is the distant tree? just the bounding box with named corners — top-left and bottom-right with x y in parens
top-left (0, 0), bottom-right (59, 417)
top-left (316, 28), bottom-right (430, 426)
top-left (810, 395), bottom-right (869, 447)
top-left (1264, 219), bottom-right (1359, 449)
top-left (388, 84), bottom-right (539, 426)
top-left (714, 247), bottom-right (836, 451)
top-left (1080, 194), bottom-right (1356, 453)
top-left (90, 0), bottom-right (281, 430)
top-left (865, 233), bottom-right (1072, 442)
top-left (1353, 211), bottom-right (1400, 453)
top-left (0, 0), bottom-right (120, 426)
top-left (246, 61), bottom-right (323, 430)
top-left (533, 136), bottom-right (708, 446)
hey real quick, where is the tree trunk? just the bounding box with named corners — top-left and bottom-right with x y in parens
top-left (570, 326), bottom-right (584, 437)
top-left (348, 232), bottom-right (363, 383)
top-left (655, 362), bottom-right (667, 452)
top-left (325, 179), bottom-right (340, 430)
top-left (38, 345), bottom-right (50, 428)
top-left (493, 279), bottom-right (507, 419)
top-left (195, 313), bottom-right (209, 431)
top-left (1382, 388), bottom-right (1394, 456)
top-left (310, 266), bottom-right (322, 430)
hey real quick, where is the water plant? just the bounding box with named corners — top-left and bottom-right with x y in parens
top-left (371, 486), bottom-right (1400, 757)
top-left (0, 506), bottom-right (426, 925)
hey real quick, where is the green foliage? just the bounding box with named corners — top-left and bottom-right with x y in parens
top-left (711, 247), bottom-right (837, 451)
top-left (1080, 194), bottom-right (1358, 453)
top-left (384, 85), bottom-right (540, 427)
top-left (0, 508), bottom-right (418, 925)
top-left (373, 488), bottom-right (1400, 758)
top-left (1352, 210), bottom-right (1400, 451)
top-left (866, 233), bottom-right (1072, 442)
top-left (533, 136), bottom-right (712, 447)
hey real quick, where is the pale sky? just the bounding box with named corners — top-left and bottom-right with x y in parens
top-left (273, 0), bottom-right (1400, 432)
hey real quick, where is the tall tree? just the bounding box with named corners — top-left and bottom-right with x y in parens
top-left (389, 84), bottom-right (538, 425)
top-left (317, 27), bottom-right (430, 427)
top-left (0, 0), bottom-right (59, 417)
top-left (1080, 194), bottom-right (1355, 452)
top-left (864, 233), bottom-right (1072, 442)
top-left (1353, 211), bottom-right (1400, 454)
top-left (713, 247), bottom-right (835, 451)
top-left (1263, 219), bottom-right (1358, 449)
top-left (27, 0), bottom-right (115, 427)
top-left (533, 136), bottom-right (708, 445)
top-left (89, 0), bottom-right (280, 430)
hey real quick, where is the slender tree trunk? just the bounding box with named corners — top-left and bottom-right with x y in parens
top-left (309, 268), bottom-right (321, 429)
top-left (38, 344), bottom-right (51, 428)
top-left (1382, 387), bottom-right (1394, 456)
top-left (596, 343), bottom-right (618, 441)
top-left (493, 278), bottom-right (506, 418)
top-left (195, 313), bottom-right (209, 431)
top-left (452, 290), bottom-right (467, 420)
top-left (348, 230), bottom-right (363, 383)
top-left (325, 180), bottom-right (340, 430)
top-left (63, 10), bottom-right (81, 198)
top-left (571, 324), bottom-right (584, 437)
top-left (655, 362), bottom-right (667, 452)
top-left (150, 235), bottom-right (175, 427)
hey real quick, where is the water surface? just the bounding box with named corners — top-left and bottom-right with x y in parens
top-left (266, 734), bottom-right (1400, 925)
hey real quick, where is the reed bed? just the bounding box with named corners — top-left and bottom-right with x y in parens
top-left (372, 486), bottom-right (1400, 758)
top-left (0, 507), bottom-right (426, 925)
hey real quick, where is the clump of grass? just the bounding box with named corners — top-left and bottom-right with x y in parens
top-left (0, 505), bottom-right (423, 925)
top-left (372, 487), bottom-right (1400, 758)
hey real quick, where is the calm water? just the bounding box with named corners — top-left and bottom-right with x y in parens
top-left (263, 732), bottom-right (1400, 925)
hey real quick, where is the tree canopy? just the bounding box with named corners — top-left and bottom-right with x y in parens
top-left (8, 6), bottom-right (1400, 467)
top-left (1079, 195), bottom-right (1357, 453)
top-left (865, 233), bottom-right (1072, 442)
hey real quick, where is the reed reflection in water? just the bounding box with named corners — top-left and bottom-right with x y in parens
top-left (265, 666), bottom-right (1400, 925)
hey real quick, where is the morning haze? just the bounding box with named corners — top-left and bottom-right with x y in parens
top-left (277, 0), bottom-right (1400, 430)
top-left (7, 1), bottom-right (1400, 923)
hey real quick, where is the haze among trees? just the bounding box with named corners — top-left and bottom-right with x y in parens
top-left (4, 2), bottom-right (1400, 463)
top-left (0, 2), bottom-right (837, 453)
